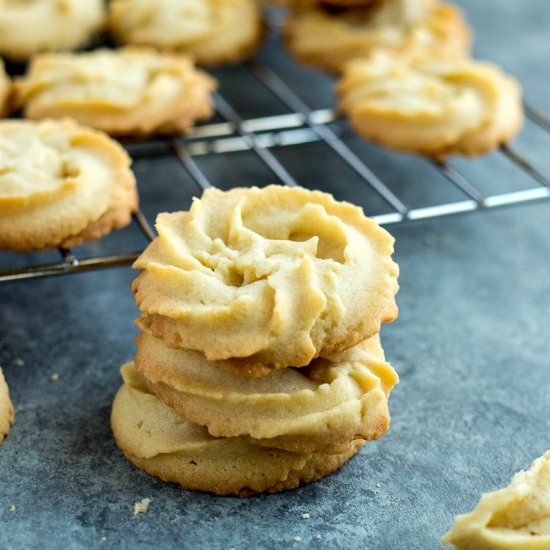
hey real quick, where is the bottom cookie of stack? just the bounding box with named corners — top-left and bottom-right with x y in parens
top-left (112, 363), bottom-right (365, 497)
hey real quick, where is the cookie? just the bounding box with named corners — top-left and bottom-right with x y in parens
top-left (0, 60), bottom-right (10, 117)
top-left (285, 0), bottom-right (378, 6)
top-left (0, 0), bottom-right (105, 62)
top-left (442, 451), bottom-right (550, 549)
top-left (337, 51), bottom-right (523, 157)
top-left (0, 119), bottom-right (138, 252)
top-left (14, 48), bottom-right (217, 138)
top-left (284, 0), bottom-right (471, 73)
top-left (132, 185), bottom-right (399, 375)
top-left (108, 0), bottom-right (263, 67)
top-left (134, 329), bottom-right (398, 454)
top-left (112, 362), bottom-right (364, 496)
top-left (0, 368), bottom-right (14, 445)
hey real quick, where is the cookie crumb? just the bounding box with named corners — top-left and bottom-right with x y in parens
top-left (228, 547), bottom-right (236, 550)
top-left (376, 483), bottom-right (381, 488)
top-left (10, 505), bottom-right (16, 513)
top-left (50, 373), bottom-right (59, 382)
top-left (315, 535), bottom-right (322, 540)
top-left (133, 498), bottom-right (151, 515)
top-left (100, 536), bottom-right (107, 542)
top-left (301, 512), bottom-right (310, 519)
top-left (13, 359), bottom-right (24, 367)
top-left (293, 536), bottom-right (301, 542)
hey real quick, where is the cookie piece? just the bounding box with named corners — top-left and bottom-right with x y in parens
top-left (0, 119), bottom-right (138, 252)
top-left (108, 0), bottom-right (263, 67)
top-left (0, 368), bottom-right (14, 445)
top-left (284, 0), bottom-right (471, 73)
top-left (134, 330), bottom-right (398, 454)
top-left (337, 51), bottom-right (523, 158)
top-left (112, 362), bottom-right (364, 496)
top-left (0, 0), bottom-right (105, 62)
top-left (0, 60), bottom-right (10, 117)
top-left (442, 451), bottom-right (550, 549)
top-left (132, 185), bottom-right (399, 374)
top-left (14, 48), bottom-right (217, 138)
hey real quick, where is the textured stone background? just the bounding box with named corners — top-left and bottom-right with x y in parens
top-left (1, 1), bottom-right (549, 548)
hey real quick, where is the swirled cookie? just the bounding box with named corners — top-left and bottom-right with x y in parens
top-left (0, 119), bottom-right (137, 252)
top-left (0, 0), bottom-right (105, 61)
top-left (132, 185), bottom-right (399, 375)
top-left (0, 61), bottom-right (10, 117)
top-left (443, 451), bottom-right (550, 549)
top-left (108, 0), bottom-right (263, 66)
top-left (284, 0), bottom-right (471, 73)
top-left (112, 362), bottom-right (364, 496)
top-left (337, 51), bottom-right (523, 157)
top-left (14, 48), bottom-right (216, 137)
top-left (134, 330), bottom-right (398, 453)
top-left (0, 368), bottom-right (14, 445)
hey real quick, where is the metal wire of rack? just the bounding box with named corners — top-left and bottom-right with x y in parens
top-left (1, 58), bottom-right (549, 283)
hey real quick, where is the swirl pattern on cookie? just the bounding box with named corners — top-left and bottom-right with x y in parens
top-left (442, 451), bottom-right (550, 549)
top-left (0, 119), bottom-right (138, 252)
top-left (14, 48), bottom-right (217, 137)
top-left (135, 330), bottom-right (398, 453)
top-left (284, 0), bottom-right (471, 72)
top-left (0, 368), bottom-right (14, 445)
top-left (0, 0), bottom-right (105, 61)
top-left (112, 362), bottom-right (364, 496)
top-left (337, 51), bottom-right (523, 157)
top-left (132, 185), bottom-right (398, 374)
top-left (108, 0), bottom-right (263, 66)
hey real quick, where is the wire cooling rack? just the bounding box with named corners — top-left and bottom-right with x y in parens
top-left (1, 56), bottom-right (550, 283)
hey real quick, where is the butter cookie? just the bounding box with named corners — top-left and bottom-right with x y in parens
top-left (337, 51), bottom-right (523, 157)
top-left (108, 0), bottom-right (263, 66)
top-left (135, 330), bottom-right (398, 454)
top-left (284, 0), bottom-right (471, 73)
top-left (0, 119), bottom-right (137, 252)
top-left (14, 48), bottom-right (216, 137)
top-left (112, 362), bottom-right (364, 496)
top-left (0, 0), bottom-right (105, 61)
top-left (0, 61), bottom-right (10, 117)
top-left (132, 185), bottom-right (398, 374)
top-left (443, 451), bottom-right (550, 549)
top-left (0, 368), bottom-right (14, 445)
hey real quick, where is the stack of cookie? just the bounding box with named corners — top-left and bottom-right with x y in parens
top-left (112, 184), bottom-right (400, 496)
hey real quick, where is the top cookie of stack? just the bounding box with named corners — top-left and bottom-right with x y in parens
top-left (132, 184), bottom-right (399, 375)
